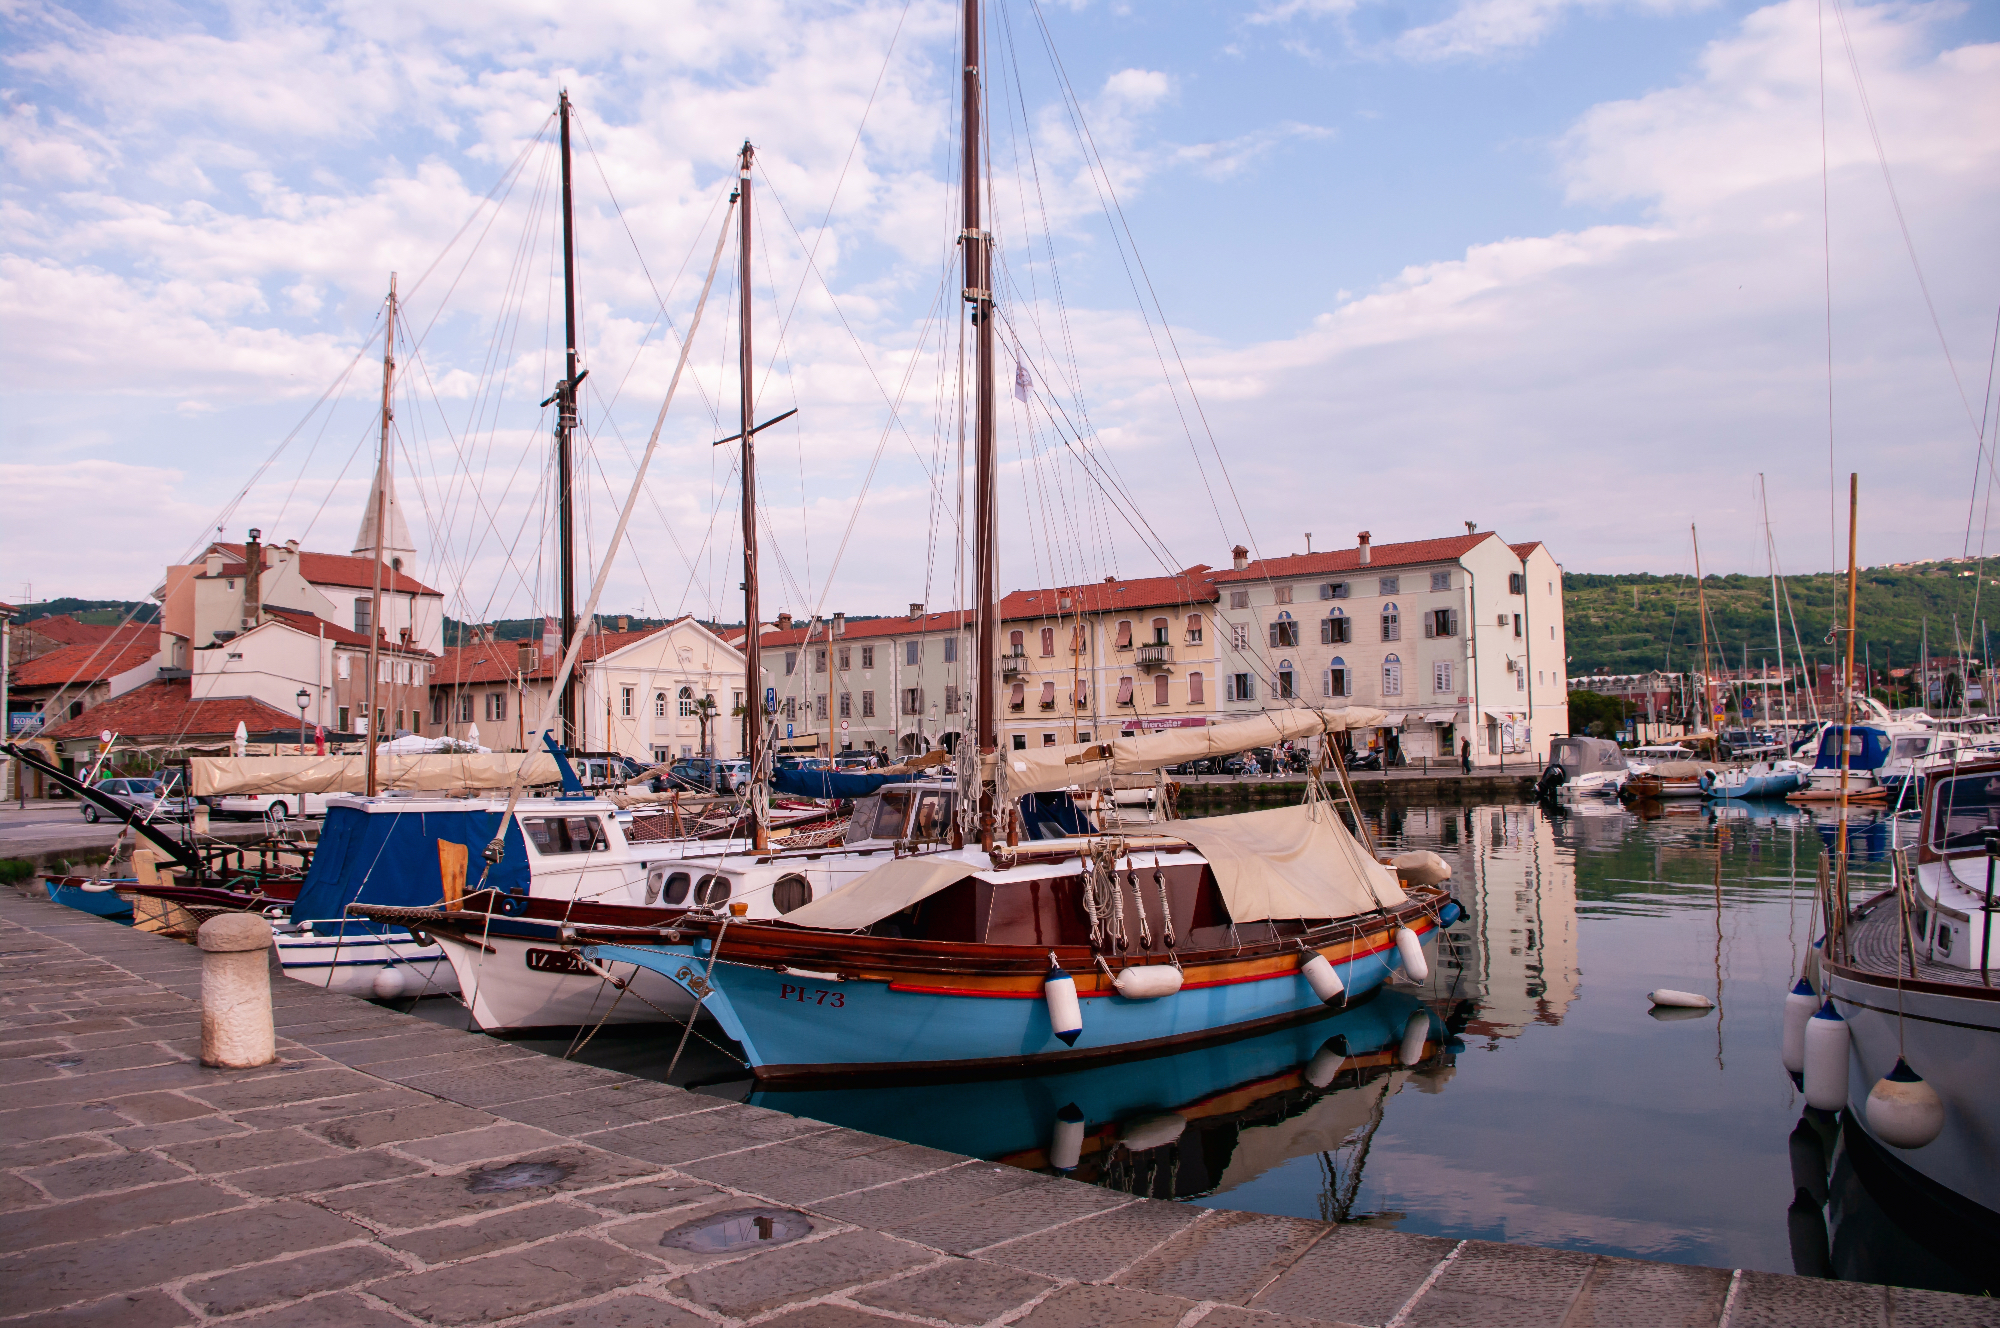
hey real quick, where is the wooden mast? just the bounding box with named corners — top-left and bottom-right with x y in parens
top-left (1692, 525), bottom-right (1714, 736)
top-left (364, 275), bottom-right (396, 799)
top-left (738, 141), bottom-right (768, 852)
top-left (555, 91), bottom-right (583, 752)
top-left (1834, 473), bottom-right (1859, 952)
top-left (964, 0), bottom-right (999, 849)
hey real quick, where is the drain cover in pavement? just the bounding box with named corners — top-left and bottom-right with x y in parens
top-left (465, 1160), bottom-right (570, 1194)
top-left (659, 1208), bottom-right (814, 1253)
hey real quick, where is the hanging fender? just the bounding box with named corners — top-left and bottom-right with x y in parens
top-left (1043, 952), bottom-right (1082, 1046)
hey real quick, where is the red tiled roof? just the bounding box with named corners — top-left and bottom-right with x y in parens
top-left (1212, 534), bottom-right (1500, 584)
top-left (210, 543), bottom-right (440, 597)
top-left (261, 607), bottom-right (430, 656)
top-left (431, 625), bottom-right (676, 687)
top-left (1509, 541), bottom-right (1545, 559)
top-left (10, 626), bottom-right (157, 688)
top-left (755, 611), bottom-right (970, 650)
top-left (39, 680), bottom-right (301, 742)
top-left (21, 614), bottom-right (123, 646)
top-left (1001, 571), bottom-right (1218, 621)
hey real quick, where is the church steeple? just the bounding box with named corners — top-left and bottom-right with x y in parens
top-left (352, 460), bottom-right (416, 570)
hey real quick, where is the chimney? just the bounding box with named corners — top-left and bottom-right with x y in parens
top-left (832, 612), bottom-right (846, 637)
top-left (517, 642), bottom-right (534, 674)
top-left (243, 528), bottom-right (263, 622)
top-left (617, 615), bottom-right (629, 632)
top-left (205, 551), bottom-right (224, 577)
top-left (1465, 521), bottom-right (1477, 535)
top-left (283, 538), bottom-right (299, 561)
top-left (776, 612), bottom-right (793, 631)
top-left (909, 602), bottom-right (923, 619)
top-left (1357, 532), bottom-right (1372, 566)
top-left (1231, 545), bottom-right (1248, 572)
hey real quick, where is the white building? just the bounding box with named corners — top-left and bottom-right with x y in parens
top-left (749, 607), bottom-right (973, 757)
top-left (1214, 530), bottom-right (1568, 764)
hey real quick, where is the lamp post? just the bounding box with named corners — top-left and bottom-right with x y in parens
top-left (295, 689), bottom-right (311, 754)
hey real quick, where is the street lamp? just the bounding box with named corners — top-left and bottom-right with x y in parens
top-left (296, 689), bottom-right (311, 752)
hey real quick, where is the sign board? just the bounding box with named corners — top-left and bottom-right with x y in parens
top-left (7, 713), bottom-right (42, 734)
top-left (786, 724), bottom-right (794, 739)
top-left (764, 687), bottom-right (776, 713)
top-left (1132, 716), bottom-right (1209, 731)
top-left (839, 719), bottom-right (850, 731)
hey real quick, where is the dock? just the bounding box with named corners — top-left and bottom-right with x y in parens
top-left (5, 887), bottom-right (1993, 1328)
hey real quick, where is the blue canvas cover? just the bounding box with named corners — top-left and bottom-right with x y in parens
top-left (1812, 725), bottom-right (1890, 772)
top-left (770, 768), bottom-right (920, 800)
top-left (290, 803), bottom-right (529, 921)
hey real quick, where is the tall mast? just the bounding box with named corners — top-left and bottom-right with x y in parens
top-left (963, 0), bottom-right (999, 848)
top-left (1835, 474), bottom-right (1859, 955)
top-left (364, 275), bottom-right (396, 799)
top-left (555, 91), bottom-right (583, 751)
top-left (738, 142), bottom-right (768, 853)
top-left (1693, 525), bottom-right (1714, 735)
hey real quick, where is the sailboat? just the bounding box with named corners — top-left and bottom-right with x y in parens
top-left (538, 0), bottom-right (1461, 1078)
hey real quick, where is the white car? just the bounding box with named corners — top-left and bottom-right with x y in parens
top-left (212, 790), bottom-right (329, 821)
top-left (719, 759), bottom-right (751, 792)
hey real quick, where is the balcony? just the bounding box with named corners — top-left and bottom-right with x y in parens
top-left (1136, 643), bottom-right (1174, 670)
top-left (1001, 655), bottom-right (1025, 676)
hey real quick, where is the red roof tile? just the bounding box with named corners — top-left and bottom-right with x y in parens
top-left (10, 626), bottom-right (158, 688)
top-left (755, 611), bottom-right (970, 650)
top-left (261, 607), bottom-right (430, 655)
top-left (39, 680), bottom-right (302, 742)
top-left (211, 543), bottom-right (440, 597)
top-left (1212, 533), bottom-right (1501, 584)
top-left (431, 624), bottom-right (676, 686)
top-left (1001, 571), bottom-right (1218, 620)
top-left (21, 614), bottom-right (124, 646)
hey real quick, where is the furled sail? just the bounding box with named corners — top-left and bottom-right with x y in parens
top-left (190, 753), bottom-right (561, 796)
top-left (987, 707), bottom-right (1388, 797)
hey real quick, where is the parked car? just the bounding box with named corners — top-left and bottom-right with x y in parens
top-left (833, 753), bottom-right (875, 772)
top-left (717, 759), bottom-right (751, 792)
top-left (212, 790), bottom-right (329, 821)
top-left (664, 758), bottom-right (731, 793)
top-left (82, 776), bottom-right (192, 823)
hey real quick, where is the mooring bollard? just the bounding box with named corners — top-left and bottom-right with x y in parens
top-left (198, 913), bottom-right (276, 1068)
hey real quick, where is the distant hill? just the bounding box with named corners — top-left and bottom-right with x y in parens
top-left (7, 598), bottom-right (159, 625)
top-left (1563, 559), bottom-right (1997, 677)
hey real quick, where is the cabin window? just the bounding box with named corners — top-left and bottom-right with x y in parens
top-left (695, 874), bottom-right (731, 906)
top-left (772, 874), bottom-right (811, 914)
top-left (662, 872), bottom-right (691, 905)
top-left (912, 790), bottom-right (955, 842)
top-left (1186, 613), bottom-right (1204, 643)
top-left (1040, 627), bottom-right (1056, 657)
top-left (521, 816), bottom-right (611, 855)
top-left (1154, 673), bottom-right (1170, 705)
top-left (1188, 672), bottom-right (1205, 704)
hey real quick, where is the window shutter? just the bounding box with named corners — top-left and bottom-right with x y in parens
top-left (1424, 614), bottom-right (1435, 639)
top-left (1449, 608), bottom-right (1460, 636)
top-left (1116, 621), bottom-right (1132, 649)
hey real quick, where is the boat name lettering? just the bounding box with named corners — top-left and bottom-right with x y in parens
top-left (526, 948), bottom-right (594, 976)
top-left (779, 983), bottom-right (845, 1007)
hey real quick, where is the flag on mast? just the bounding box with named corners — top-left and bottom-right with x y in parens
top-left (1014, 360), bottom-right (1031, 403)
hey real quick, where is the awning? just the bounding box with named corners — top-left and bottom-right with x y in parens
top-left (1482, 709), bottom-right (1522, 722)
top-left (1422, 711), bottom-right (1459, 723)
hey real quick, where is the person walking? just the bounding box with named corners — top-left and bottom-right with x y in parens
top-left (1460, 737), bottom-right (1472, 775)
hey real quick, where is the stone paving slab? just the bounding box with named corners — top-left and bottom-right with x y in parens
top-left (5, 885), bottom-right (1999, 1328)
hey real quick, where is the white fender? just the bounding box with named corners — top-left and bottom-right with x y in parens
top-left (1781, 977), bottom-right (1817, 1074)
top-left (1043, 953), bottom-right (1082, 1047)
top-left (1049, 1104), bottom-right (1086, 1171)
top-left (1648, 989), bottom-right (1714, 1009)
top-left (371, 966), bottom-right (408, 1000)
top-left (1395, 926), bottom-right (1429, 983)
top-left (1300, 951), bottom-right (1345, 1005)
top-left (1801, 1000), bottom-right (1849, 1111)
top-left (1305, 1039), bottom-right (1347, 1089)
top-left (1113, 965), bottom-right (1185, 1000)
top-left (1865, 1058), bottom-right (1944, 1149)
top-left (1399, 1009), bottom-right (1430, 1066)
top-left (1119, 1111), bottom-right (1186, 1152)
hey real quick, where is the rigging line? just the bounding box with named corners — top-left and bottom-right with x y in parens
top-left (1828, 0), bottom-right (1984, 450)
top-left (272, 347), bottom-right (371, 533)
top-left (1818, 0), bottom-right (1835, 574)
top-left (574, 435), bottom-right (671, 625)
top-left (1963, 298), bottom-right (2000, 557)
top-left (751, 185), bottom-right (817, 608)
top-left (1024, 0), bottom-right (1244, 554)
top-left (581, 378), bottom-right (708, 584)
top-left (402, 118), bottom-right (553, 353)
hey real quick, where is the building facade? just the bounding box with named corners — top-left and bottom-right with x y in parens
top-left (1214, 531), bottom-right (1568, 764)
top-left (751, 608), bottom-right (973, 756)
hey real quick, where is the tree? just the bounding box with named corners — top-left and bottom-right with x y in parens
top-left (693, 695), bottom-right (719, 757)
top-left (1566, 690), bottom-right (1625, 738)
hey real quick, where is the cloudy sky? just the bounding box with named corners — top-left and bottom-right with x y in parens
top-left (3, 0), bottom-right (1995, 628)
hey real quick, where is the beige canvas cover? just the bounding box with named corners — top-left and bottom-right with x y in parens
top-left (777, 854), bottom-right (981, 930)
top-left (1161, 802), bottom-right (1405, 922)
top-left (190, 752), bottom-right (562, 796)
top-left (990, 707), bottom-right (1387, 797)
top-left (1646, 761), bottom-right (1706, 779)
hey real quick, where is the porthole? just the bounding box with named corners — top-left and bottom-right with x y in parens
top-left (695, 874), bottom-right (731, 907)
top-left (663, 872), bottom-right (691, 906)
top-left (772, 874), bottom-right (811, 914)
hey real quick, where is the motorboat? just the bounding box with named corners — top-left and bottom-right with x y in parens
top-left (1795, 700), bottom-right (1930, 801)
top-left (1539, 735), bottom-right (1631, 801)
top-left (1700, 760), bottom-right (1810, 800)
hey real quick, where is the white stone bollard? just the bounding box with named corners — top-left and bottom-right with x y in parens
top-left (199, 913), bottom-right (276, 1069)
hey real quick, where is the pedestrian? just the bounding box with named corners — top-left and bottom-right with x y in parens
top-left (1460, 738), bottom-right (1472, 774)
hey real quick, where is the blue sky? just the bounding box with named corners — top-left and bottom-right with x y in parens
top-left (3, 0), bottom-right (1996, 626)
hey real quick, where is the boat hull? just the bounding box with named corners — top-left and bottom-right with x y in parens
top-left (591, 913), bottom-right (1440, 1080)
top-left (1826, 963), bottom-right (2000, 1220)
top-left (45, 877), bottom-right (135, 921)
top-left (431, 926), bottom-right (693, 1032)
top-left (274, 925), bottom-right (460, 999)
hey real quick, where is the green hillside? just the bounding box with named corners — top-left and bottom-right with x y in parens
top-left (1563, 560), bottom-right (1997, 679)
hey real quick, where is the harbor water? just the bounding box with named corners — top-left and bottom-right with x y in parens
top-left (419, 796), bottom-right (1985, 1295)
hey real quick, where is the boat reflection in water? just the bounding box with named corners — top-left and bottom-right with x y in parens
top-left (749, 988), bottom-right (1454, 1204)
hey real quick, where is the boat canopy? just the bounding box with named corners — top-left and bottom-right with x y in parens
top-left (769, 767), bottom-right (920, 800)
top-left (288, 803), bottom-right (529, 922)
top-left (1646, 761), bottom-right (1707, 779)
top-left (987, 707), bottom-right (1388, 798)
top-left (1811, 725), bottom-right (1892, 772)
top-left (189, 752), bottom-right (561, 796)
top-left (1548, 736), bottom-right (1628, 776)
top-left (779, 801), bottom-right (1404, 931)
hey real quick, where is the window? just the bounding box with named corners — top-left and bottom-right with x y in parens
top-left (782, 696), bottom-right (796, 719)
top-left (784, 651), bottom-right (797, 675)
top-left (1227, 673), bottom-right (1254, 701)
top-left (1154, 673), bottom-right (1170, 705)
top-left (1073, 679), bottom-right (1089, 708)
top-left (944, 637), bottom-right (958, 664)
top-left (1040, 681), bottom-right (1056, 709)
top-left (521, 816), bottom-right (611, 855)
top-left (816, 649), bottom-right (827, 674)
top-left (678, 686), bottom-right (695, 717)
top-left (1378, 576), bottom-right (1399, 595)
top-left (1010, 681), bottom-right (1025, 710)
top-left (1514, 614), bottom-right (1522, 638)
top-left (1043, 732), bottom-right (1057, 746)
top-left (862, 690), bottom-right (876, 717)
top-left (1151, 617), bottom-right (1168, 644)
top-left (376, 707), bottom-right (386, 735)
top-left (1070, 626), bottom-right (1088, 655)
top-left (1430, 571), bottom-right (1451, 592)
top-left (1382, 655), bottom-right (1403, 696)
top-left (655, 692), bottom-right (666, 717)
top-left (1498, 613), bottom-right (1510, 627)
top-left (1040, 627), bottom-right (1055, 657)
top-left (1517, 667), bottom-right (1526, 692)
top-left (861, 646), bottom-right (875, 669)
top-left (653, 748), bottom-right (670, 765)
top-left (485, 692), bottom-right (506, 722)
top-left (1434, 661), bottom-right (1453, 693)
top-left (1273, 585), bottom-right (1293, 605)
top-left (1186, 614), bottom-right (1204, 643)
top-left (1381, 605), bottom-right (1401, 641)
top-left (621, 685), bottom-right (633, 717)
top-left (903, 687), bottom-right (922, 715)
top-left (1229, 590), bottom-right (1250, 610)
top-left (337, 706), bottom-right (350, 731)
top-left (354, 598), bottom-right (372, 635)
top-left (1322, 614), bottom-right (1351, 644)
top-left (1269, 617), bottom-right (1299, 648)
top-left (906, 640), bottom-right (920, 667)
top-left (839, 692), bottom-right (852, 718)
top-left (945, 685), bottom-right (961, 714)
top-left (1325, 659), bottom-right (1350, 697)
top-left (1231, 623), bottom-right (1249, 650)
top-left (430, 694), bottom-right (445, 726)
top-left (1013, 734), bottom-right (1027, 750)
top-left (838, 646), bottom-right (850, 670)
top-left (459, 694), bottom-right (474, 723)
top-left (1424, 608), bottom-right (1459, 638)
top-left (1320, 582), bottom-right (1349, 600)
top-left (1551, 625), bottom-right (1556, 640)
top-left (1116, 676), bottom-right (1135, 706)
top-left (1509, 572), bottom-right (1525, 595)
top-left (1116, 620), bottom-right (1133, 650)
top-left (1188, 672), bottom-right (1205, 704)
top-left (1276, 662), bottom-right (1295, 699)
top-left (1009, 630), bottom-right (1024, 656)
